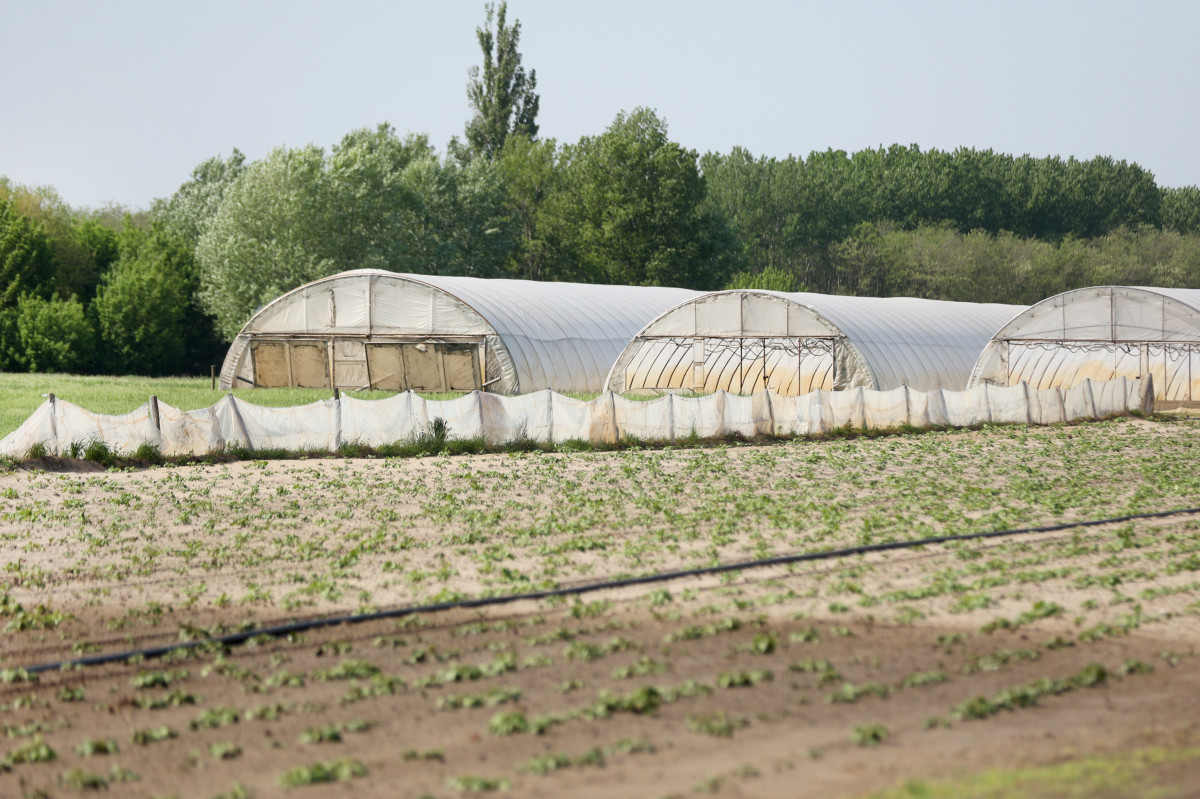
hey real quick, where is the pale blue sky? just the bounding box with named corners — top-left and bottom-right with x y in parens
top-left (3, 0), bottom-right (1198, 210)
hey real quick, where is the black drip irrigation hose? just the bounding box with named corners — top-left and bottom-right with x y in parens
top-left (22, 504), bottom-right (1200, 675)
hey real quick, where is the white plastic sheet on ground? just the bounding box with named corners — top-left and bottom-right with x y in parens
top-left (0, 377), bottom-right (1153, 459)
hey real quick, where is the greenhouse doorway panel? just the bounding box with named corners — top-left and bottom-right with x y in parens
top-left (251, 340), bottom-right (330, 388)
top-left (365, 342), bottom-right (482, 392)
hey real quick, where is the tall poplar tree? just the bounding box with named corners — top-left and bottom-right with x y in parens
top-left (461, 2), bottom-right (540, 161)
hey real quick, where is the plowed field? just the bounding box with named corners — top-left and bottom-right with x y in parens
top-left (3, 416), bottom-right (1200, 798)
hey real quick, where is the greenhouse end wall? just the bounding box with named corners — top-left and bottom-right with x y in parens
top-left (606, 290), bottom-right (1024, 396)
top-left (969, 286), bottom-right (1200, 404)
top-left (219, 271), bottom-right (698, 395)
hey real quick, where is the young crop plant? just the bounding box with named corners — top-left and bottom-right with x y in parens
top-left (5, 736), bottom-right (57, 765)
top-left (56, 685), bottom-right (84, 702)
top-left (300, 725), bottom-right (343, 744)
top-left (130, 726), bottom-right (177, 745)
top-left (520, 752), bottom-right (573, 775)
top-left (789, 626), bottom-right (820, 643)
top-left (132, 668), bottom-right (190, 689)
top-left (438, 686), bottom-right (522, 709)
top-left (564, 636), bottom-right (637, 662)
top-left (739, 631), bottom-right (778, 654)
top-left (610, 736), bottom-right (656, 757)
top-left (278, 758), bottom-right (367, 787)
top-left (952, 662), bottom-right (1111, 721)
top-left (588, 686), bottom-right (664, 717)
top-left (209, 741), bottom-right (243, 760)
top-left (960, 647), bottom-right (1040, 674)
top-left (718, 670), bottom-right (774, 688)
top-left (827, 682), bottom-right (889, 704)
top-left (189, 706), bottom-right (241, 730)
top-left (313, 659), bottom-right (381, 681)
top-left (133, 689), bottom-right (200, 709)
top-left (75, 738), bottom-right (120, 756)
top-left (851, 722), bottom-right (890, 747)
top-left (59, 767), bottom-right (110, 791)
top-left (487, 711), bottom-right (530, 736)
top-left (687, 711), bottom-right (747, 738)
top-left (902, 670), bottom-right (948, 688)
top-left (612, 657), bottom-right (668, 679)
top-left (447, 775), bottom-right (512, 793)
top-left (664, 616), bottom-right (742, 643)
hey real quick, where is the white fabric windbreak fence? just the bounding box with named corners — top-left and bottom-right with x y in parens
top-left (0, 378), bottom-right (1152, 459)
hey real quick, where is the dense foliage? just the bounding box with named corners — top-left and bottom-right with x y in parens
top-left (1, 2), bottom-right (1198, 376)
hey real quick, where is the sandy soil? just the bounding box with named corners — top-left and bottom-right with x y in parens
top-left (2, 419), bottom-right (1200, 797)
top-left (2, 604), bottom-right (1199, 798)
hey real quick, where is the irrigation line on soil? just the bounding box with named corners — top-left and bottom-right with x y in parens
top-left (0, 517), bottom-right (1149, 669)
top-left (21, 504), bottom-right (1200, 675)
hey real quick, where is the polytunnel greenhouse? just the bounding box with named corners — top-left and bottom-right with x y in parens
top-left (968, 286), bottom-right (1200, 404)
top-left (604, 290), bottom-right (1025, 395)
top-left (219, 270), bottom-right (699, 394)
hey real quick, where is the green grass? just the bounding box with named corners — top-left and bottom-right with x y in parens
top-left (862, 743), bottom-right (1200, 798)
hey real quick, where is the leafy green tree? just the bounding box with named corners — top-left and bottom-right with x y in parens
top-left (725, 266), bottom-right (800, 292)
top-left (0, 181), bottom-right (122, 304)
top-left (1161, 186), bottom-right (1200, 235)
top-left (496, 134), bottom-right (559, 279)
top-left (0, 308), bottom-right (17, 370)
top-left (701, 148), bottom-right (821, 281)
top-left (329, 124), bottom-right (434, 271)
top-left (67, 218), bottom-right (121, 303)
top-left (152, 149), bottom-right (247, 246)
top-left (794, 148), bottom-right (868, 248)
top-left (94, 226), bottom-right (195, 375)
top-left (459, 1), bottom-right (539, 161)
top-left (196, 131), bottom-right (517, 339)
top-left (12, 294), bottom-right (95, 373)
top-left (0, 198), bottom-right (53, 310)
top-left (443, 156), bottom-right (519, 277)
top-left (549, 108), bottom-right (735, 288)
top-left (196, 144), bottom-right (342, 339)
top-left (384, 154), bottom-right (515, 277)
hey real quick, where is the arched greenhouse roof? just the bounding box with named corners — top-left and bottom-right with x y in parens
top-left (605, 290), bottom-right (1026, 395)
top-left (219, 270), bottom-right (699, 394)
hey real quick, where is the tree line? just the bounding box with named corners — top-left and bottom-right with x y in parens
top-left (3, 2), bottom-right (1200, 376)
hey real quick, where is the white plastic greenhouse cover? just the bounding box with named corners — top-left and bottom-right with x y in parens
top-left (968, 286), bottom-right (1200, 403)
top-left (219, 270), bottom-right (699, 394)
top-left (605, 290), bottom-right (1026, 395)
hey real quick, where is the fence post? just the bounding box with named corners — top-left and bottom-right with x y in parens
top-left (149, 395), bottom-right (160, 430)
top-left (47, 393), bottom-right (58, 449)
